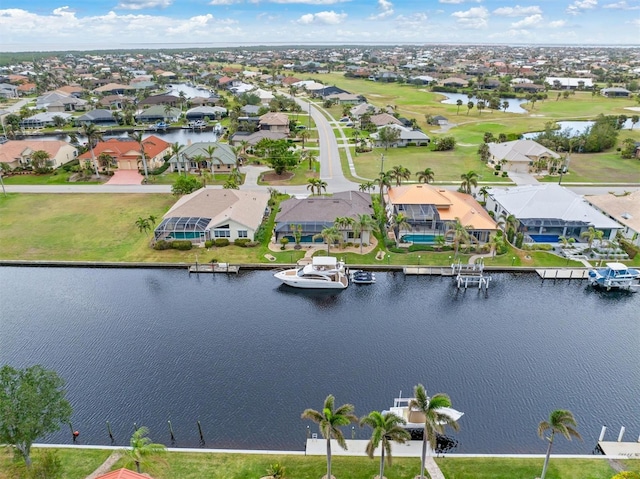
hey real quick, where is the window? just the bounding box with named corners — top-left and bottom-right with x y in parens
top-left (347, 232), bottom-right (355, 239)
top-left (214, 230), bottom-right (230, 238)
top-left (238, 230), bottom-right (248, 238)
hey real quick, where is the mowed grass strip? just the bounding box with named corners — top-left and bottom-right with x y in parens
top-left (0, 447), bottom-right (111, 479)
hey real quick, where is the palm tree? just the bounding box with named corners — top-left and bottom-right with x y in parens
top-left (307, 178), bottom-right (320, 196)
top-left (299, 130), bottom-right (310, 149)
top-left (478, 186), bottom-right (489, 203)
top-left (445, 218), bottom-right (475, 255)
top-left (129, 131), bottom-right (150, 183)
top-left (334, 216), bottom-right (354, 248)
top-left (580, 226), bottom-right (604, 251)
top-left (391, 212), bottom-right (411, 246)
top-left (459, 170), bottom-right (478, 195)
top-left (377, 171), bottom-right (392, 209)
top-left (416, 168), bottom-right (435, 184)
top-left (204, 144), bottom-right (217, 171)
top-left (301, 395), bottom-right (358, 479)
top-left (353, 214), bottom-right (377, 254)
top-left (125, 426), bottom-right (166, 474)
top-left (456, 99), bottom-right (463, 115)
top-left (98, 152), bottom-right (114, 175)
top-left (170, 142), bottom-right (184, 176)
top-left (538, 410), bottom-right (581, 479)
top-left (360, 411), bottom-right (410, 479)
top-left (359, 181), bottom-right (375, 193)
top-left (313, 226), bottom-right (342, 255)
top-left (81, 123), bottom-right (103, 177)
top-left (410, 384), bottom-right (460, 479)
top-left (389, 165), bottom-right (411, 187)
top-left (316, 179), bottom-right (328, 196)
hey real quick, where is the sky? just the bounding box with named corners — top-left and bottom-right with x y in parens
top-left (0, 0), bottom-right (639, 52)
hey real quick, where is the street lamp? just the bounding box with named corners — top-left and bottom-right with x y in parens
top-left (512, 256), bottom-right (516, 266)
top-left (418, 255), bottom-right (421, 266)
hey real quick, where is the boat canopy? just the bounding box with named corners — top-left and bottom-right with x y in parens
top-left (606, 262), bottom-right (630, 271)
top-left (312, 256), bottom-right (338, 267)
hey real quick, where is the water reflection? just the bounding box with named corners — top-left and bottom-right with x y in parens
top-left (438, 92), bottom-right (529, 114)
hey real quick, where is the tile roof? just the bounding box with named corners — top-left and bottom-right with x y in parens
top-left (387, 184), bottom-right (496, 230)
top-left (586, 190), bottom-right (640, 233)
top-left (78, 135), bottom-right (170, 161)
top-left (275, 191), bottom-right (373, 228)
top-left (488, 139), bottom-right (559, 163)
top-left (95, 468), bottom-right (152, 479)
top-left (0, 140), bottom-right (72, 164)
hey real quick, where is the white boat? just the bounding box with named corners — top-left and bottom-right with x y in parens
top-left (588, 262), bottom-right (640, 290)
top-left (384, 394), bottom-right (464, 428)
top-left (274, 256), bottom-right (348, 289)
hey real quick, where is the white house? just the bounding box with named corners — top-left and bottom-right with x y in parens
top-left (586, 191), bottom-right (640, 247)
top-left (487, 139), bottom-right (560, 174)
top-left (370, 124), bottom-right (430, 148)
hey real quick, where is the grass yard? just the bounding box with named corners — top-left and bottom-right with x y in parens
top-left (0, 448), bottom-right (111, 479)
top-left (2, 172), bottom-right (103, 185)
top-left (1, 447), bottom-right (629, 479)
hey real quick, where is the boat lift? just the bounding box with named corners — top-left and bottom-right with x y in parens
top-left (451, 260), bottom-right (491, 292)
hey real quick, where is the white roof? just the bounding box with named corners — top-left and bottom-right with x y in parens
top-left (488, 184), bottom-right (621, 229)
top-left (606, 262), bottom-right (629, 271)
top-left (488, 139), bottom-right (559, 164)
top-left (312, 256), bottom-right (338, 266)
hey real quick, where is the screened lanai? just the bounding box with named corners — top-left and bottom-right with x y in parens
top-left (154, 216), bottom-right (211, 242)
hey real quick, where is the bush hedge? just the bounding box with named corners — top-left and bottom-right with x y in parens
top-left (153, 240), bottom-right (172, 250)
top-left (214, 238), bottom-right (230, 247)
top-left (234, 238), bottom-right (251, 247)
top-left (171, 240), bottom-right (193, 250)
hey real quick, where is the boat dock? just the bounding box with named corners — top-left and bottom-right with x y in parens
top-left (536, 268), bottom-right (589, 280)
top-left (188, 263), bottom-right (239, 274)
top-left (596, 425), bottom-right (640, 457)
top-left (452, 261), bottom-right (491, 291)
top-left (404, 267), bottom-right (454, 276)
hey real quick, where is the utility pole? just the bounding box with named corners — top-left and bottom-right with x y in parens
top-left (0, 173), bottom-right (5, 197)
top-left (380, 153), bottom-right (385, 173)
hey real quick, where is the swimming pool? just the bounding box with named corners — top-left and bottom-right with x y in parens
top-left (401, 234), bottom-right (439, 244)
top-left (528, 234), bottom-right (560, 243)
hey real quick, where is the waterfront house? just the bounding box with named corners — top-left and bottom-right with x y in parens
top-left (370, 124), bottom-right (430, 148)
top-left (486, 184), bottom-right (622, 243)
top-left (385, 184), bottom-right (497, 244)
top-left (138, 95), bottom-right (179, 107)
top-left (586, 191), bottom-right (640, 247)
top-left (168, 142), bottom-right (236, 173)
top-left (274, 191), bottom-right (374, 245)
top-left (487, 139), bottom-right (560, 174)
top-left (0, 140), bottom-right (78, 169)
top-left (185, 106), bottom-right (227, 121)
top-left (21, 112), bottom-right (73, 129)
top-left (136, 105), bottom-right (182, 124)
top-left (600, 87), bottom-right (631, 97)
top-left (154, 188), bottom-right (269, 245)
top-left (77, 135), bottom-right (170, 171)
top-left (75, 109), bottom-right (117, 126)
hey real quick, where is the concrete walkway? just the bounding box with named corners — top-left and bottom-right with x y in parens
top-left (424, 456), bottom-right (446, 479)
top-left (85, 451), bottom-right (122, 479)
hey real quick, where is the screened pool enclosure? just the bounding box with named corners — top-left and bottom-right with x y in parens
top-left (154, 217), bottom-right (212, 242)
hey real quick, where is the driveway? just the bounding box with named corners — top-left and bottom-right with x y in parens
top-left (105, 170), bottom-right (143, 185)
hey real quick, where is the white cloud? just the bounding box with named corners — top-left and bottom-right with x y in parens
top-left (549, 20), bottom-right (567, 27)
top-left (296, 10), bottom-right (347, 24)
top-left (566, 0), bottom-right (597, 15)
top-left (493, 5), bottom-right (542, 16)
top-left (116, 0), bottom-right (172, 10)
top-left (451, 6), bottom-right (489, 28)
top-left (209, 0), bottom-right (242, 5)
top-left (631, 17), bottom-right (640, 25)
top-left (489, 28), bottom-right (532, 39)
top-left (511, 13), bottom-right (543, 27)
top-left (394, 12), bottom-right (428, 28)
top-left (440, 0), bottom-right (481, 3)
top-left (369, 0), bottom-right (394, 20)
top-left (271, 0), bottom-right (349, 3)
top-left (603, 1), bottom-right (640, 9)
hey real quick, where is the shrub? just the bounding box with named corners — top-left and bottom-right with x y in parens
top-left (246, 241), bottom-right (259, 247)
top-left (389, 247), bottom-right (407, 254)
top-left (501, 171), bottom-right (509, 177)
top-left (619, 238), bottom-right (639, 259)
top-left (515, 232), bottom-right (524, 248)
top-left (234, 238), bottom-right (251, 247)
top-left (204, 240), bottom-right (214, 248)
top-left (254, 224), bottom-right (267, 243)
top-left (214, 238), bottom-right (230, 247)
top-left (171, 240), bottom-right (193, 250)
top-left (408, 244), bottom-right (434, 252)
top-left (153, 240), bottom-right (172, 250)
top-left (149, 159), bottom-right (171, 175)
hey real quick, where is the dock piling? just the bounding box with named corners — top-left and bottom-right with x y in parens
top-left (197, 420), bottom-right (205, 446)
top-left (599, 425), bottom-right (607, 442)
top-left (106, 421), bottom-right (114, 443)
top-left (618, 426), bottom-right (626, 442)
top-left (168, 420), bottom-right (175, 443)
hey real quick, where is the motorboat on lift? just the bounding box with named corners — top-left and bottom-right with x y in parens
top-left (274, 256), bottom-right (348, 289)
top-left (383, 393), bottom-right (464, 428)
top-left (588, 262), bottom-right (640, 290)
top-left (350, 269), bottom-right (375, 284)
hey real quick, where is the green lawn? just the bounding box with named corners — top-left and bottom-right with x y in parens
top-left (2, 172), bottom-right (103, 185)
top-left (1, 447), bottom-right (629, 479)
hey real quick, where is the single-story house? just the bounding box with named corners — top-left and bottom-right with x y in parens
top-left (385, 184), bottom-right (497, 244)
top-left (274, 191), bottom-right (374, 244)
top-left (169, 142), bottom-right (236, 173)
top-left (600, 87), bottom-right (631, 97)
top-left (512, 83), bottom-right (545, 93)
top-left (75, 109), bottom-right (117, 126)
top-left (138, 95), bottom-right (179, 107)
top-left (35, 91), bottom-right (88, 111)
top-left (136, 105), bottom-right (181, 123)
top-left (325, 93), bottom-right (362, 105)
top-left (487, 139), bottom-right (560, 174)
top-left (350, 103), bottom-right (379, 118)
top-left (229, 130), bottom-right (288, 147)
top-left (241, 105), bottom-right (261, 116)
top-left (370, 124), bottom-right (430, 148)
top-left (20, 112), bottom-right (73, 129)
top-left (252, 88), bottom-right (275, 105)
top-left (441, 77), bottom-right (469, 88)
top-left (369, 113), bottom-right (403, 128)
top-left (77, 135), bottom-right (170, 171)
top-left (92, 83), bottom-right (136, 95)
top-left (0, 140), bottom-right (77, 169)
top-left (154, 188), bottom-right (269, 245)
top-left (545, 77), bottom-right (594, 89)
top-left (259, 112), bottom-right (289, 133)
top-left (586, 191), bottom-right (640, 246)
top-left (0, 83), bottom-right (19, 99)
top-left (486, 184), bottom-right (622, 243)
top-left (185, 106), bottom-right (227, 121)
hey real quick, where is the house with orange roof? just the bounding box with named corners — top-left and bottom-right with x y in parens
top-left (385, 184), bottom-right (497, 245)
top-left (17, 82), bottom-right (37, 95)
top-left (77, 135), bottom-right (170, 172)
top-left (0, 140), bottom-right (78, 170)
top-left (95, 468), bottom-right (153, 479)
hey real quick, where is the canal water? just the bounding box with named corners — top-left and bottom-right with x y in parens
top-left (438, 93), bottom-right (529, 114)
top-left (0, 267), bottom-right (638, 454)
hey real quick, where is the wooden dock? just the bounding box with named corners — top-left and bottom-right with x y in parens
top-left (404, 267), bottom-right (453, 276)
top-left (536, 268), bottom-right (589, 279)
top-left (188, 263), bottom-right (239, 274)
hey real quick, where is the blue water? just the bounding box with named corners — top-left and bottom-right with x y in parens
top-left (529, 234), bottom-right (560, 243)
top-left (438, 93), bottom-right (529, 114)
top-left (402, 234), bottom-right (438, 244)
top-left (0, 267), bottom-right (638, 454)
